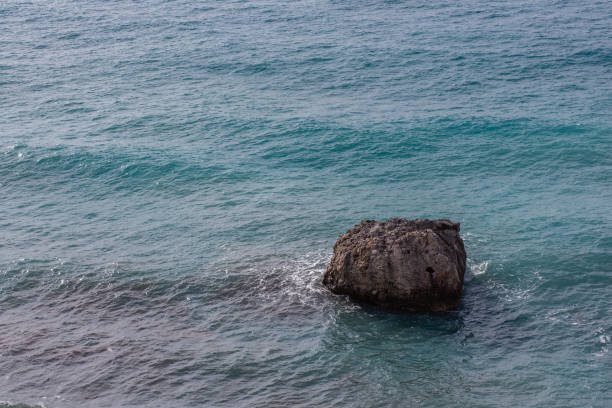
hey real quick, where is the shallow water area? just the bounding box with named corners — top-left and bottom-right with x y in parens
top-left (1, 0), bottom-right (611, 407)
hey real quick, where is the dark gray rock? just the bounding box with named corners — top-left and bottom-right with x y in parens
top-left (322, 218), bottom-right (466, 312)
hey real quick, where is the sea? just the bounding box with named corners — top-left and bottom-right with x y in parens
top-left (1, 0), bottom-right (611, 407)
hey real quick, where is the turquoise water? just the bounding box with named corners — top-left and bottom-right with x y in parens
top-left (1, 0), bottom-right (611, 406)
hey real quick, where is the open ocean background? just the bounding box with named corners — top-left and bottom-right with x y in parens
top-left (1, 0), bottom-right (611, 406)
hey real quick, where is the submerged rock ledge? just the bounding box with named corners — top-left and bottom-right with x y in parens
top-left (323, 218), bottom-right (466, 312)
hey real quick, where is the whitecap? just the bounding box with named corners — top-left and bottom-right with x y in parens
top-left (470, 260), bottom-right (489, 276)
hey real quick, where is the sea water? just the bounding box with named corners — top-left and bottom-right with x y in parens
top-left (1, 0), bottom-right (611, 406)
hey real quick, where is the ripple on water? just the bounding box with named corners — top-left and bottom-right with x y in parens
top-left (1, 0), bottom-right (612, 406)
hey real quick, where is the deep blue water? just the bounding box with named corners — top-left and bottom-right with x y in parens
top-left (1, 0), bottom-right (611, 406)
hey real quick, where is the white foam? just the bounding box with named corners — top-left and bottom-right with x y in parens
top-left (470, 260), bottom-right (489, 276)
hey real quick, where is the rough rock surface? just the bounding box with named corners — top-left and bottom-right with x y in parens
top-left (322, 218), bottom-right (466, 312)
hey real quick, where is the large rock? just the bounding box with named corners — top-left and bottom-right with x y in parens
top-left (322, 218), bottom-right (466, 312)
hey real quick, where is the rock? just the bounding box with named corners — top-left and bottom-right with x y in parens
top-left (322, 218), bottom-right (466, 312)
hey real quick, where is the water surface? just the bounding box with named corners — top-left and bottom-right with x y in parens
top-left (1, 0), bottom-right (611, 406)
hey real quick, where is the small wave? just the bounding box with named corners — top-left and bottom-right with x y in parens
top-left (470, 260), bottom-right (489, 276)
top-left (595, 327), bottom-right (610, 357)
top-left (0, 402), bottom-right (45, 408)
top-left (219, 249), bottom-right (345, 317)
top-left (264, 250), bottom-right (330, 303)
top-left (0, 144), bottom-right (256, 198)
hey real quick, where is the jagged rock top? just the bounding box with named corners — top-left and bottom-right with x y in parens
top-left (334, 218), bottom-right (460, 246)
